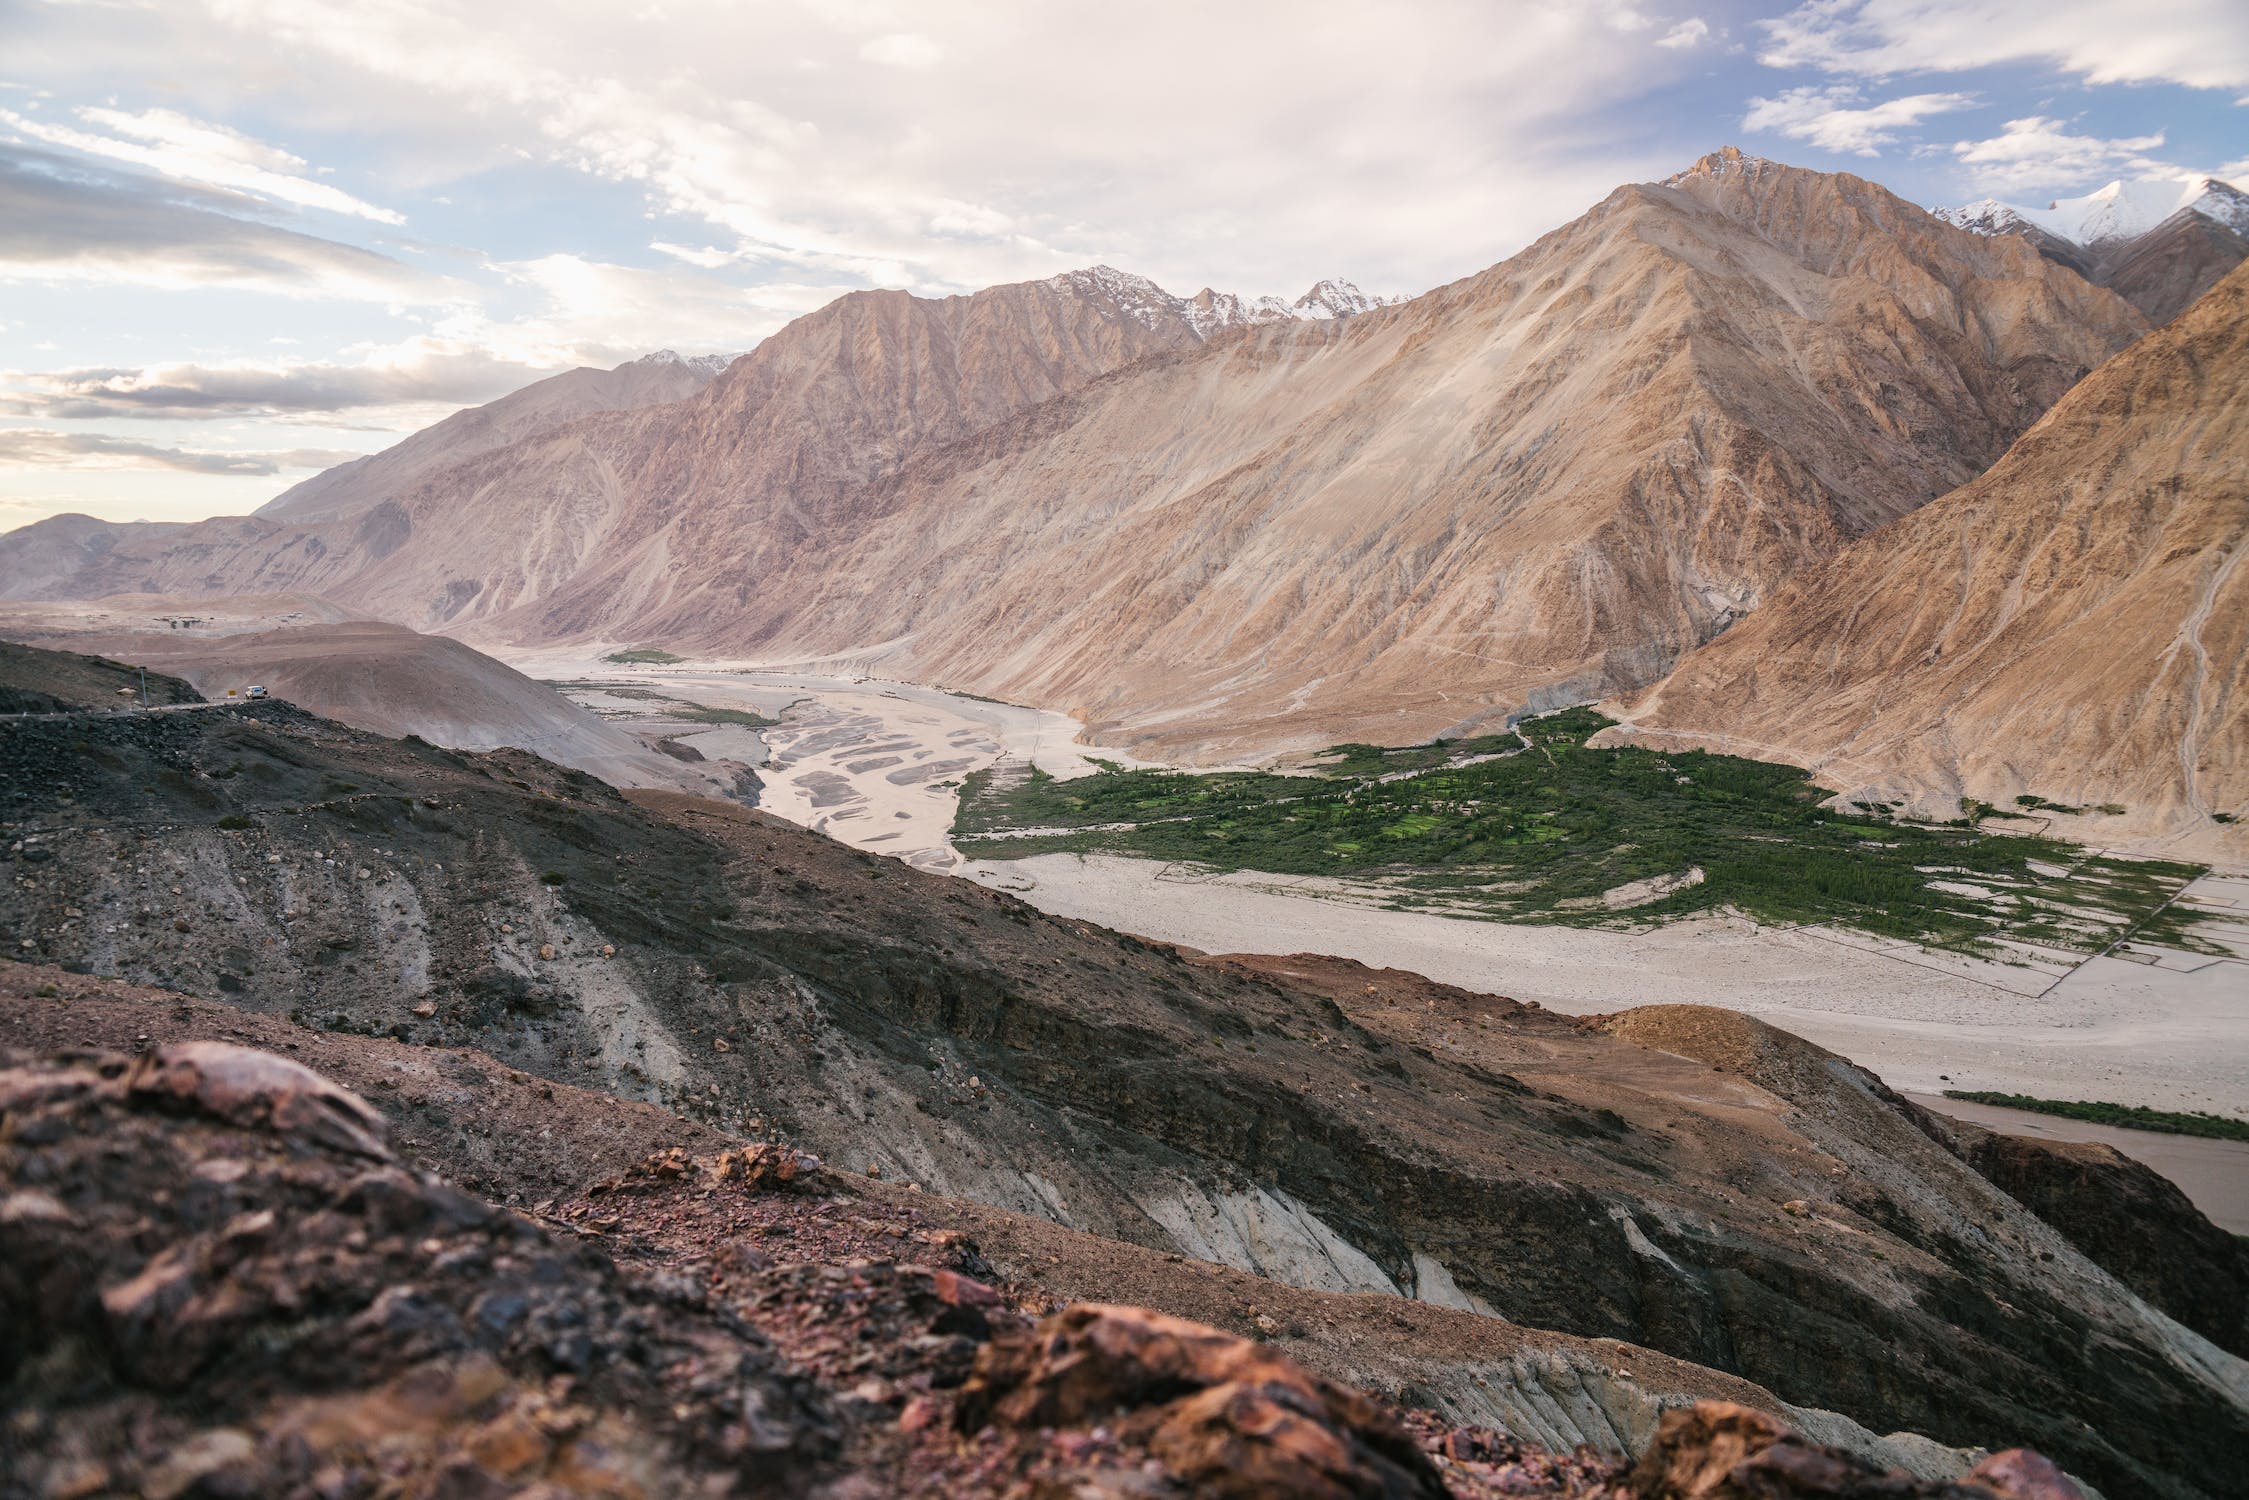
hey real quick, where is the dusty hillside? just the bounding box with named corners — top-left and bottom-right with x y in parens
top-left (257, 350), bottom-right (731, 524)
top-left (2102, 210), bottom-right (2249, 326)
top-left (3, 1031), bottom-right (2106, 1499)
top-left (0, 638), bottom-right (199, 712)
top-left (1941, 180), bottom-right (2249, 326)
top-left (0, 645), bottom-right (2240, 1499)
top-left (0, 152), bottom-right (2144, 760)
top-left (0, 963), bottom-right (1935, 1472)
top-left (1602, 261), bottom-right (2249, 859)
top-left (0, 597), bottom-right (752, 800)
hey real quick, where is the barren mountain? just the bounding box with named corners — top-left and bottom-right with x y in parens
top-left (0, 594), bottom-right (752, 799)
top-left (257, 349), bottom-right (732, 523)
top-left (0, 264), bottom-right (1262, 614)
top-left (2, 641), bottom-right (2242, 1498)
top-left (2101, 210), bottom-right (2249, 327)
top-left (0, 152), bottom-right (2146, 761)
top-left (1601, 262), bottom-right (2249, 857)
top-left (1940, 177), bottom-right (2249, 324)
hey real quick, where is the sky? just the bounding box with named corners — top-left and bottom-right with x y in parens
top-left (1, 0), bottom-right (2244, 529)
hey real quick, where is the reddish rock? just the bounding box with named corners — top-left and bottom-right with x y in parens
top-left (1629, 1402), bottom-right (2084, 1500)
top-left (125, 1040), bottom-right (390, 1160)
top-left (714, 1142), bottom-right (819, 1190)
top-left (958, 1303), bottom-right (1446, 1499)
top-left (1963, 1450), bottom-right (2084, 1500)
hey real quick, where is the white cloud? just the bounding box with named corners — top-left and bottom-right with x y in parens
top-left (1741, 85), bottom-right (1975, 156)
top-left (1949, 116), bottom-right (2172, 192)
top-left (0, 342), bottom-right (556, 422)
top-left (0, 148), bottom-right (447, 300)
top-left (0, 254), bottom-right (829, 423)
top-left (0, 426), bottom-right (357, 475)
top-left (1758, 0), bottom-right (2249, 92)
top-left (1657, 18), bottom-right (1710, 50)
top-left (859, 32), bottom-right (943, 68)
top-left (483, 253), bottom-right (842, 358)
top-left (650, 240), bottom-right (739, 269)
top-left (143, 0), bottom-right (1686, 298)
top-left (0, 104), bottom-right (402, 222)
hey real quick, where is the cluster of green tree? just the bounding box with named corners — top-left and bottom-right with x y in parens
top-left (1943, 1091), bottom-right (2249, 1141)
top-left (954, 709), bottom-right (2206, 950)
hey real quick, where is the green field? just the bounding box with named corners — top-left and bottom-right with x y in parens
top-left (602, 647), bottom-right (685, 665)
top-left (953, 708), bottom-right (2209, 952)
top-left (1943, 1092), bottom-right (2249, 1141)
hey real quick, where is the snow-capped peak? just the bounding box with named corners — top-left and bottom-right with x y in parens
top-left (1939, 175), bottom-right (2249, 249)
top-left (1292, 278), bottom-right (1403, 318)
top-left (1048, 265), bottom-right (1200, 333)
top-left (1933, 198), bottom-right (2041, 237)
top-left (1051, 265), bottom-right (1404, 337)
top-left (624, 349), bottom-right (736, 377)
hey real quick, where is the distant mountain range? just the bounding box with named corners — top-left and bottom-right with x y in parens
top-left (8, 148), bottom-right (2244, 846)
top-left (1937, 175), bottom-right (2249, 324)
top-left (257, 349), bottom-right (737, 524)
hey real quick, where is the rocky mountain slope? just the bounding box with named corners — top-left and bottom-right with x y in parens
top-left (0, 151), bottom-right (2145, 761)
top-left (1939, 177), bottom-right (2249, 324)
top-left (257, 349), bottom-right (734, 524)
top-left (0, 263), bottom-right (1261, 616)
top-left (0, 1031), bottom-right (2097, 1500)
top-left (0, 638), bottom-right (200, 713)
top-left (1600, 261), bottom-right (2249, 858)
top-left (0, 595), bottom-right (755, 800)
top-left (1, 644), bottom-right (2240, 1498)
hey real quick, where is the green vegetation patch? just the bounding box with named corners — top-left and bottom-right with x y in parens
top-left (603, 648), bottom-right (685, 665)
top-left (1943, 1091), bottom-right (2249, 1142)
top-left (668, 705), bottom-right (774, 728)
top-left (954, 708), bottom-right (2209, 951)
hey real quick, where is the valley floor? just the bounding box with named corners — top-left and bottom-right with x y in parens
top-left (521, 654), bottom-right (2249, 1128)
top-left (956, 854), bottom-right (2249, 1120)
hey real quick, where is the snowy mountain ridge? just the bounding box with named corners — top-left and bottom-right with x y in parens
top-left (628, 349), bottom-right (737, 377)
top-left (1048, 264), bottom-right (1403, 338)
top-left (1938, 175), bottom-right (2249, 248)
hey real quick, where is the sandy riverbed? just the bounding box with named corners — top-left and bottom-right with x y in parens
top-left (958, 853), bottom-right (2249, 1118)
top-left (499, 654), bottom-right (1164, 871)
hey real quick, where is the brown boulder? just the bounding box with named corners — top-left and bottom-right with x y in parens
top-left (126, 1040), bottom-right (390, 1160)
top-left (1629, 1403), bottom-right (2082, 1500)
top-left (958, 1303), bottom-right (1446, 1499)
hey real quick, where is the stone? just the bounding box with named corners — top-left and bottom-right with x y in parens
top-left (127, 1040), bottom-right (390, 1160)
top-left (1964, 1450), bottom-right (2085, 1500)
top-left (140, 1427), bottom-right (255, 1500)
top-left (714, 1143), bottom-right (819, 1191)
top-left (1628, 1401), bottom-right (2086, 1500)
top-left (958, 1304), bottom-right (1445, 1499)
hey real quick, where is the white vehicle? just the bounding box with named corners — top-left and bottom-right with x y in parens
top-left (245, 685), bottom-right (269, 700)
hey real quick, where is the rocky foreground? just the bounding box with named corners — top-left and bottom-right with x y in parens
top-left (1, 1039), bottom-right (2090, 1500)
